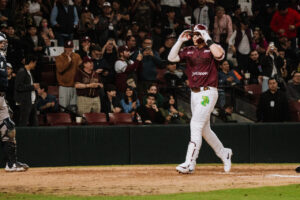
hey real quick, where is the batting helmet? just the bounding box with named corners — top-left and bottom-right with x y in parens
top-left (193, 24), bottom-right (208, 32)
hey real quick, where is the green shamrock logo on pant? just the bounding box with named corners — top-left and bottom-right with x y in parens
top-left (201, 96), bottom-right (210, 106)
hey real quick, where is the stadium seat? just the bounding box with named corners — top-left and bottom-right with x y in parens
top-left (41, 71), bottom-right (57, 86)
top-left (46, 113), bottom-right (73, 126)
top-left (109, 113), bottom-right (135, 125)
top-left (83, 113), bottom-right (109, 125)
top-left (37, 114), bottom-right (46, 126)
top-left (244, 84), bottom-right (262, 105)
top-left (288, 101), bottom-right (300, 122)
top-left (48, 86), bottom-right (59, 98)
top-left (42, 62), bottom-right (56, 72)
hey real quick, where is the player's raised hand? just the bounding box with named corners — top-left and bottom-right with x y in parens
top-left (179, 30), bottom-right (191, 43)
top-left (197, 29), bottom-right (212, 43)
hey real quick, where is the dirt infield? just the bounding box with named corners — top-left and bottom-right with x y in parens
top-left (0, 164), bottom-right (300, 196)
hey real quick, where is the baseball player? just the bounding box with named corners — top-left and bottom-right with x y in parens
top-left (168, 24), bottom-right (232, 174)
top-left (0, 32), bottom-right (29, 172)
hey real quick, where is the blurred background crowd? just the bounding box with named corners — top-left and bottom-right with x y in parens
top-left (2, 0), bottom-right (300, 126)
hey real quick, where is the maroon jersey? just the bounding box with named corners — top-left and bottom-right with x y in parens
top-left (179, 46), bottom-right (219, 88)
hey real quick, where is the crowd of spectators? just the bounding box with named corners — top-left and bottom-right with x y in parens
top-left (2, 0), bottom-right (300, 125)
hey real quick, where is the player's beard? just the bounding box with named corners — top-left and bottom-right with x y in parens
top-left (196, 38), bottom-right (205, 45)
top-left (193, 38), bottom-right (205, 46)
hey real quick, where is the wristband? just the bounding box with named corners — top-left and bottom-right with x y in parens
top-left (206, 40), bottom-right (214, 48)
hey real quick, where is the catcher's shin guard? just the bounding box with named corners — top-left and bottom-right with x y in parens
top-left (3, 141), bottom-right (17, 168)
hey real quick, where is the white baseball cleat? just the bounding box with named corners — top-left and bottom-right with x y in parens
top-left (221, 148), bottom-right (232, 173)
top-left (5, 163), bottom-right (28, 172)
top-left (176, 162), bottom-right (195, 174)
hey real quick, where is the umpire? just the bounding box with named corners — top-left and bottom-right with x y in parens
top-left (0, 32), bottom-right (29, 172)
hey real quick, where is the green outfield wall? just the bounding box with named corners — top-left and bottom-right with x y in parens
top-left (1, 123), bottom-right (299, 167)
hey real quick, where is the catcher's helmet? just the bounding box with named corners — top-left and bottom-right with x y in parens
top-left (0, 32), bottom-right (8, 55)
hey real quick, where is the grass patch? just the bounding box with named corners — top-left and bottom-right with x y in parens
top-left (1, 184), bottom-right (300, 200)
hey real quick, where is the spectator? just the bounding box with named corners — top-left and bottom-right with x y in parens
top-left (151, 22), bottom-right (163, 52)
top-left (38, 0), bottom-right (52, 20)
top-left (260, 42), bottom-right (284, 92)
top-left (256, 78), bottom-right (289, 122)
top-left (22, 25), bottom-right (45, 64)
top-left (160, 94), bottom-right (189, 124)
top-left (6, 25), bottom-right (24, 72)
top-left (73, 0), bottom-right (84, 17)
top-left (218, 104), bottom-right (237, 123)
top-left (160, 0), bottom-right (186, 20)
top-left (130, 0), bottom-right (157, 30)
top-left (192, 0), bottom-right (214, 32)
top-left (0, 0), bottom-right (12, 25)
top-left (76, 36), bottom-right (91, 59)
top-left (114, 45), bottom-right (142, 93)
top-left (213, 6), bottom-right (233, 52)
top-left (28, 0), bottom-right (43, 26)
top-left (101, 84), bottom-right (122, 113)
top-left (135, 37), bottom-right (162, 92)
top-left (36, 82), bottom-right (59, 114)
top-left (130, 21), bottom-right (139, 38)
top-left (120, 86), bottom-right (140, 117)
top-left (6, 63), bottom-right (16, 113)
top-left (275, 32), bottom-right (291, 52)
top-left (14, 2), bottom-right (36, 37)
top-left (102, 38), bottom-right (118, 73)
top-left (117, 28), bottom-right (133, 46)
top-left (135, 27), bottom-right (149, 48)
top-left (245, 50), bottom-right (263, 84)
top-left (270, 1), bottom-right (300, 49)
top-left (218, 60), bottom-right (241, 108)
top-left (74, 56), bottom-right (103, 115)
top-left (90, 0), bottom-right (104, 17)
top-left (78, 7), bottom-right (95, 37)
top-left (50, 0), bottom-right (79, 46)
top-left (163, 61), bottom-right (186, 88)
top-left (162, 7), bottom-right (183, 37)
top-left (137, 93), bottom-right (165, 124)
top-left (229, 18), bottom-right (253, 73)
top-left (255, 3), bottom-right (276, 41)
top-left (251, 27), bottom-right (268, 55)
top-left (230, 4), bottom-right (243, 29)
top-left (277, 48), bottom-right (288, 81)
top-left (286, 71), bottom-right (300, 102)
top-left (55, 40), bottom-right (82, 112)
top-left (142, 83), bottom-right (164, 108)
top-left (39, 18), bottom-right (55, 39)
top-left (94, 2), bottom-right (117, 46)
top-left (218, 60), bottom-right (241, 86)
top-left (125, 35), bottom-right (137, 57)
top-left (14, 54), bottom-right (39, 126)
top-left (90, 44), bottom-right (112, 85)
top-left (215, 0), bottom-right (238, 15)
top-left (111, 0), bottom-right (130, 38)
top-left (159, 32), bottom-right (177, 61)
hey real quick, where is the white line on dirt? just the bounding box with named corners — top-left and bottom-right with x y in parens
top-left (267, 174), bottom-right (300, 178)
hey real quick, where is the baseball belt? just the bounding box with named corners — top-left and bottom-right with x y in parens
top-left (191, 86), bottom-right (210, 93)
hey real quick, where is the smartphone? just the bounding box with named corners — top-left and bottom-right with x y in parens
top-left (269, 42), bottom-right (275, 50)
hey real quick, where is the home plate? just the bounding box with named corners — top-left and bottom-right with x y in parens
top-left (267, 174), bottom-right (300, 178)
